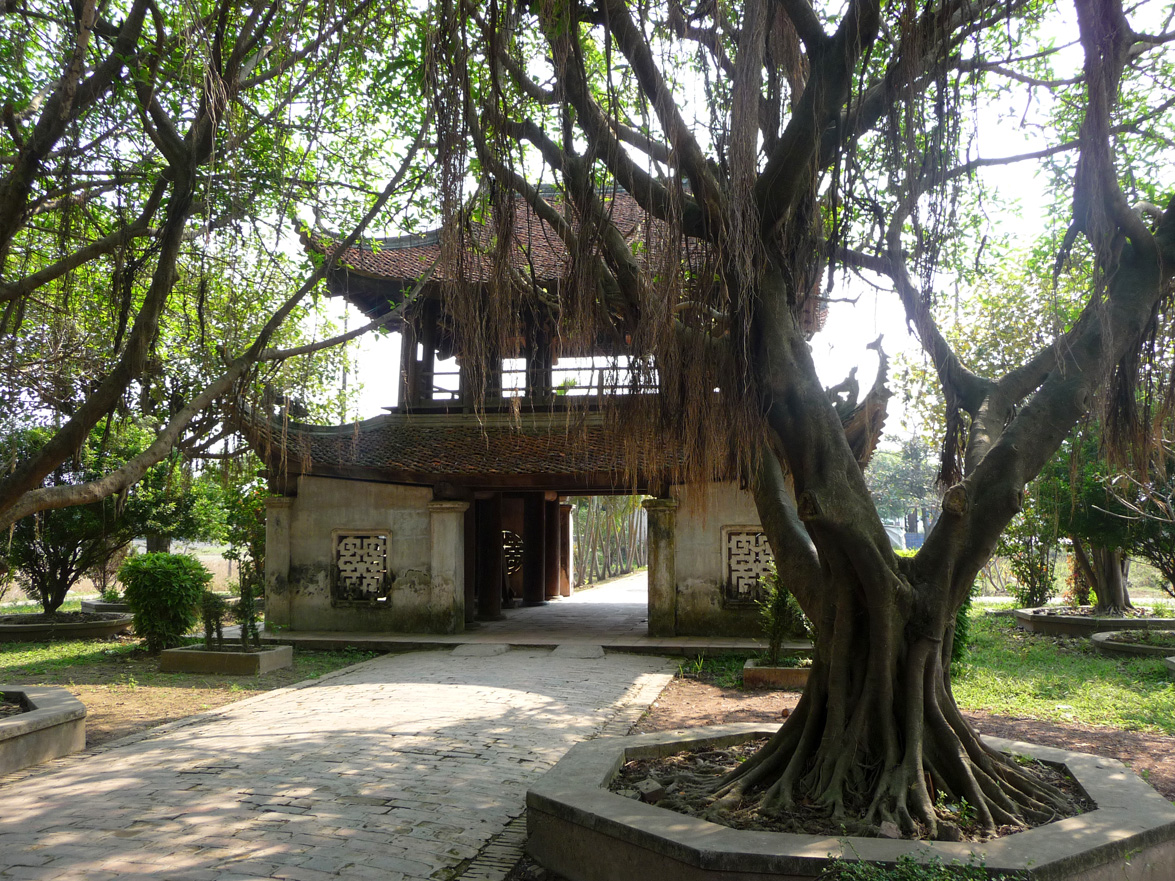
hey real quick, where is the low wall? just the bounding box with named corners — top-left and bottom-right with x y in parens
top-left (0, 686), bottom-right (86, 775)
top-left (527, 724), bottom-right (1175, 881)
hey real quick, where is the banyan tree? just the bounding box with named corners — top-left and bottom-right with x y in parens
top-left (425, 0), bottom-right (1175, 838)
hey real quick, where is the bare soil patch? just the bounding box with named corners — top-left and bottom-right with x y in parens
top-left (0, 635), bottom-right (378, 748)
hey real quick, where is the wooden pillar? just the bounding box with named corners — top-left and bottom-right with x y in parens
top-left (544, 497), bottom-right (561, 600)
top-left (419, 302), bottom-right (437, 403)
top-left (463, 502), bottom-right (477, 624)
top-left (525, 313), bottom-right (553, 399)
top-left (402, 322), bottom-right (421, 406)
top-left (522, 492), bottom-right (547, 606)
top-left (559, 502), bottom-right (573, 597)
top-left (642, 497), bottom-right (678, 637)
top-left (476, 495), bottom-right (504, 621)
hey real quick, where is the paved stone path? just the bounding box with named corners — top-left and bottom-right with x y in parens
top-left (0, 647), bottom-right (675, 881)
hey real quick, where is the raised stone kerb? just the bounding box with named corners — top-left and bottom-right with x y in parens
top-left (526, 724), bottom-right (1175, 881)
top-left (0, 685), bottom-right (86, 775)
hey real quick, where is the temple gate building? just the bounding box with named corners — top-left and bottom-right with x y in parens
top-left (245, 190), bottom-right (887, 637)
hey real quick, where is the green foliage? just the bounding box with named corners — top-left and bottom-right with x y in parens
top-left (818, 853), bottom-right (1022, 880)
top-left (997, 492), bottom-right (1059, 609)
top-left (678, 653), bottom-right (755, 689)
top-left (758, 564), bottom-right (811, 666)
top-left (865, 440), bottom-right (940, 530)
top-left (237, 580), bottom-right (261, 649)
top-left (120, 554), bottom-right (211, 652)
top-left (200, 590), bottom-right (231, 650)
top-left (224, 481), bottom-right (271, 600)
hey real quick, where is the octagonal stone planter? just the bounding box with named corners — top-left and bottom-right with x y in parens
top-left (1014, 606), bottom-right (1175, 638)
top-left (159, 643), bottom-right (293, 675)
top-left (0, 613), bottom-right (133, 643)
top-left (0, 686), bottom-right (86, 775)
top-left (526, 724), bottom-right (1175, 881)
top-left (1091, 630), bottom-right (1175, 659)
top-left (742, 660), bottom-right (811, 689)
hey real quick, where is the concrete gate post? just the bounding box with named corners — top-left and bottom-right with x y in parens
top-left (264, 497), bottom-right (294, 629)
top-left (429, 501), bottom-right (470, 633)
top-left (642, 498), bottom-right (678, 637)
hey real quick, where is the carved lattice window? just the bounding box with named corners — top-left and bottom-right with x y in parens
top-left (332, 532), bottom-right (392, 605)
top-left (502, 530), bottom-right (524, 575)
top-left (723, 527), bottom-right (774, 604)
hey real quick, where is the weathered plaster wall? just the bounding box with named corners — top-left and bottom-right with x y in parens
top-left (272, 476), bottom-right (458, 632)
top-left (671, 482), bottom-right (761, 637)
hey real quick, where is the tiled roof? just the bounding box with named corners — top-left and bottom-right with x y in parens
top-left (305, 190), bottom-right (651, 285)
top-left (244, 410), bottom-right (687, 490)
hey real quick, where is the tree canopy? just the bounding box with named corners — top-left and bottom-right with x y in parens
top-left (0, 0), bottom-right (432, 529)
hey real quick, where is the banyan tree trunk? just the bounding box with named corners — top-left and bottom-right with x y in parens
top-left (1072, 539), bottom-right (1132, 614)
top-left (708, 547), bottom-right (1075, 839)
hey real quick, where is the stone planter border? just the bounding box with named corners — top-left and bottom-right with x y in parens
top-left (1014, 606), bottom-right (1175, 638)
top-left (1091, 630), bottom-right (1175, 659)
top-left (1165, 657), bottom-right (1175, 680)
top-left (0, 685), bottom-right (86, 775)
top-left (79, 600), bottom-right (131, 614)
top-left (159, 643), bottom-right (293, 675)
top-left (0, 613), bottom-right (133, 643)
top-left (742, 660), bottom-right (811, 690)
top-left (526, 723), bottom-right (1175, 881)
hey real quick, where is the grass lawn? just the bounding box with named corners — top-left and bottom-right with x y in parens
top-left (680, 606), bottom-right (1175, 736)
top-left (953, 610), bottom-right (1175, 735)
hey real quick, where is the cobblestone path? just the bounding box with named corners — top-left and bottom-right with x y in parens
top-left (0, 648), bottom-right (675, 881)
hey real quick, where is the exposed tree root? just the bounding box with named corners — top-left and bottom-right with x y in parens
top-left (698, 631), bottom-right (1083, 841)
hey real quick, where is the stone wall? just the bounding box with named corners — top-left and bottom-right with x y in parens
top-left (669, 482), bottom-right (763, 637)
top-left (266, 476), bottom-right (465, 633)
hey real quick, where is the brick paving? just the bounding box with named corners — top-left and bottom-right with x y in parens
top-left (0, 647), bottom-right (676, 881)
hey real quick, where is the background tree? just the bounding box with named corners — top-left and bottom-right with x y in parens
top-left (3, 426), bottom-right (141, 613)
top-left (865, 439), bottom-right (940, 539)
top-left (0, 0), bottom-right (431, 529)
top-left (426, 0), bottom-right (1175, 838)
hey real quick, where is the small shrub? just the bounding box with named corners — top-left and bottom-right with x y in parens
top-left (200, 590), bottom-right (231, 649)
top-left (758, 564), bottom-right (811, 666)
top-left (237, 579), bottom-right (261, 649)
top-left (997, 496), bottom-right (1059, 608)
top-left (120, 553), bottom-right (211, 652)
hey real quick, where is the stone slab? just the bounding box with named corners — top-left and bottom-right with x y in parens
top-left (0, 686), bottom-right (86, 775)
top-left (526, 724), bottom-right (1175, 881)
top-left (159, 643), bottom-right (293, 675)
top-left (553, 645), bottom-right (605, 659)
top-left (451, 643), bottom-right (512, 656)
top-left (1165, 657), bottom-right (1175, 679)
